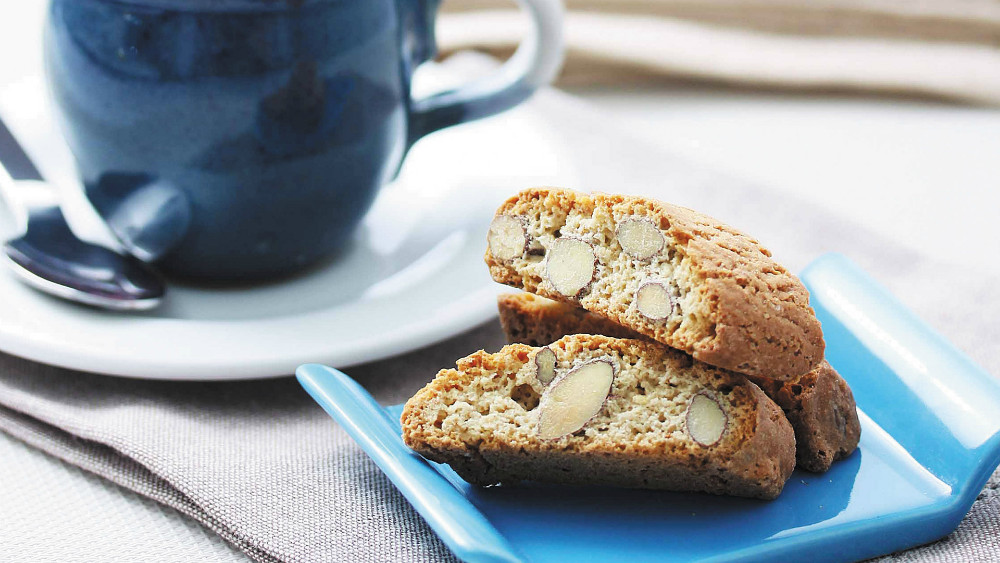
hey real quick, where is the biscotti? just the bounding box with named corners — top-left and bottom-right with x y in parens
top-left (497, 292), bottom-right (860, 472)
top-left (401, 334), bottom-right (796, 499)
top-left (750, 363), bottom-right (860, 472)
top-left (485, 187), bottom-right (825, 379)
top-left (498, 292), bottom-right (641, 346)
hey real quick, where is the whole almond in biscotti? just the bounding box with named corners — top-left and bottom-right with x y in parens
top-left (537, 359), bottom-right (615, 440)
top-left (401, 334), bottom-right (796, 500)
top-left (545, 238), bottom-right (597, 298)
top-left (635, 281), bottom-right (675, 321)
top-left (484, 187), bottom-right (825, 379)
top-left (616, 218), bottom-right (665, 260)
top-left (495, 292), bottom-right (860, 472)
top-left (487, 215), bottom-right (528, 261)
top-left (686, 392), bottom-right (728, 447)
top-left (533, 346), bottom-right (557, 385)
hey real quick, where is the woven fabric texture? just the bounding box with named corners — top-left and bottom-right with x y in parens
top-left (0, 431), bottom-right (245, 563)
top-left (439, 0), bottom-right (1000, 105)
top-left (1, 93), bottom-right (998, 562)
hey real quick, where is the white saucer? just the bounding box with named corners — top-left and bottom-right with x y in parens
top-left (0, 5), bottom-right (581, 379)
top-left (0, 99), bottom-right (580, 379)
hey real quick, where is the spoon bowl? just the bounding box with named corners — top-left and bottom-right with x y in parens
top-left (0, 129), bottom-right (165, 311)
top-left (4, 204), bottom-right (164, 310)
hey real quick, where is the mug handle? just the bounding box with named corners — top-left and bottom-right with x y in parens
top-left (407, 0), bottom-right (565, 145)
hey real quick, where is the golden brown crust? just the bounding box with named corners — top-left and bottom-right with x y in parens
top-left (497, 292), bottom-right (860, 472)
top-left (497, 293), bottom-right (637, 345)
top-left (401, 334), bottom-right (796, 499)
top-left (750, 363), bottom-right (861, 472)
top-left (741, 382), bottom-right (798, 489)
top-left (485, 188), bottom-right (825, 379)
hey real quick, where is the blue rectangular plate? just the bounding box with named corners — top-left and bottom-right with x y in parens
top-left (297, 253), bottom-right (1000, 563)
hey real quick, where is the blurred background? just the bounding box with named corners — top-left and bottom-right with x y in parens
top-left (3, 0), bottom-right (998, 276)
top-left (436, 0), bottom-right (1000, 271)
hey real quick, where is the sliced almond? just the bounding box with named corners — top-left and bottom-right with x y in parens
top-left (487, 215), bottom-right (527, 261)
top-left (616, 218), bottom-right (665, 260)
top-left (546, 238), bottom-right (596, 297)
top-left (686, 392), bottom-right (728, 447)
top-left (534, 347), bottom-right (557, 385)
top-left (538, 359), bottom-right (615, 440)
top-left (635, 281), bottom-right (674, 320)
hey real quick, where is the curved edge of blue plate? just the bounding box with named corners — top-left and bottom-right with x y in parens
top-left (802, 253), bottom-right (1000, 504)
top-left (296, 362), bottom-right (526, 563)
top-left (297, 252), bottom-right (1000, 563)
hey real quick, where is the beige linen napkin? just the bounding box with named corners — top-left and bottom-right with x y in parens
top-left (439, 0), bottom-right (1000, 104)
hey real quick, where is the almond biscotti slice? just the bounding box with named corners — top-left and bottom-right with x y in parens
top-left (749, 363), bottom-right (861, 472)
top-left (485, 187), bottom-right (824, 379)
top-left (497, 292), bottom-right (860, 473)
top-left (401, 334), bottom-right (795, 499)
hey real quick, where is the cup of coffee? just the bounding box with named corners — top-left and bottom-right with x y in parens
top-left (43, 0), bottom-right (562, 279)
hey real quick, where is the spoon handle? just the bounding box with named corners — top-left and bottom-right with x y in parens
top-left (0, 117), bottom-right (44, 233)
top-left (0, 117), bottom-right (43, 181)
top-left (0, 153), bottom-right (28, 233)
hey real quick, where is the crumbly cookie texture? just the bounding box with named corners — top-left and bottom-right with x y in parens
top-left (497, 292), bottom-right (860, 472)
top-left (401, 334), bottom-right (795, 500)
top-left (484, 187), bottom-right (825, 379)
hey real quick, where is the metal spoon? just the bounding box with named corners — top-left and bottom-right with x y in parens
top-left (0, 122), bottom-right (165, 311)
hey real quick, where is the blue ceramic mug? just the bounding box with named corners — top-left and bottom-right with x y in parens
top-left (43, 0), bottom-right (563, 279)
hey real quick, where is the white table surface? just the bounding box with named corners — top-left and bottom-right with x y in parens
top-left (2, 82), bottom-right (999, 561)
